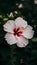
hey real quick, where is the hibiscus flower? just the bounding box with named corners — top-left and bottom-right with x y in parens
top-left (3, 17), bottom-right (34, 47)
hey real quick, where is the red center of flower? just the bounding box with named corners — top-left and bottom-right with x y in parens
top-left (13, 27), bottom-right (23, 37)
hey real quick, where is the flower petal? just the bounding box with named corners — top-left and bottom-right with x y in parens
top-left (16, 36), bottom-right (28, 48)
top-left (3, 20), bottom-right (15, 33)
top-left (5, 33), bottom-right (17, 45)
top-left (15, 17), bottom-right (27, 28)
top-left (22, 25), bottom-right (34, 39)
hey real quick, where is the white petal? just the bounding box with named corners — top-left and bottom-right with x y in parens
top-left (15, 17), bottom-right (27, 28)
top-left (16, 36), bottom-right (28, 48)
top-left (3, 20), bottom-right (15, 33)
top-left (5, 33), bottom-right (17, 45)
top-left (27, 25), bottom-right (33, 29)
top-left (22, 25), bottom-right (34, 39)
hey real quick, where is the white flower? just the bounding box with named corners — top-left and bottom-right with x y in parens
top-left (18, 4), bottom-right (23, 8)
top-left (3, 17), bottom-right (34, 48)
top-left (34, 0), bottom-right (37, 4)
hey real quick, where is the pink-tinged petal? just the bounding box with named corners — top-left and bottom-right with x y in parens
top-left (22, 25), bottom-right (34, 39)
top-left (15, 17), bottom-right (27, 28)
top-left (5, 33), bottom-right (17, 45)
top-left (3, 20), bottom-right (16, 33)
top-left (16, 36), bottom-right (28, 48)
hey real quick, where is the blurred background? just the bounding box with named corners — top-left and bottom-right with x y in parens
top-left (0, 0), bottom-right (37, 65)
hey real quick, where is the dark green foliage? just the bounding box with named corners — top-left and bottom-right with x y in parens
top-left (0, 0), bottom-right (37, 65)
